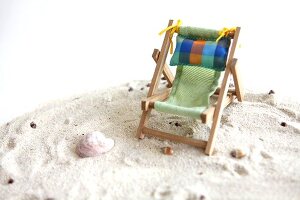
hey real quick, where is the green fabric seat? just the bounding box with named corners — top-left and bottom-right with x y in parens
top-left (154, 66), bottom-right (221, 119)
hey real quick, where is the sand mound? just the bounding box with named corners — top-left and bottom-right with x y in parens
top-left (1, 81), bottom-right (300, 199)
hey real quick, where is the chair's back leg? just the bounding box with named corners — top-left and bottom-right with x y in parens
top-left (230, 59), bottom-right (244, 102)
top-left (136, 111), bottom-right (151, 139)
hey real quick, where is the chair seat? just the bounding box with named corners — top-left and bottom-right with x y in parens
top-left (154, 65), bottom-right (221, 119)
top-left (154, 101), bottom-right (207, 118)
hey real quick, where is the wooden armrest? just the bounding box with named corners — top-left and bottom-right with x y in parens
top-left (141, 89), bottom-right (171, 111)
top-left (200, 93), bottom-right (235, 124)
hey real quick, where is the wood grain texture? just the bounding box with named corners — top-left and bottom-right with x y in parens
top-left (147, 20), bottom-right (174, 97)
top-left (230, 59), bottom-right (244, 101)
top-left (142, 127), bottom-right (207, 148)
top-left (201, 94), bottom-right (235, 124)
top-left (152, 49), bottom-right (174, 88)
top-left (141, 89), bottom-right (171, 110)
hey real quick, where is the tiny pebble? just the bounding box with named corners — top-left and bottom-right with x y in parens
top-left (128, 87), bottom-right (133, 92)
top-left (30, 122), bottom-right (36, 129)
top-left (174, 122), bottom-right (182, 127)
top-left (8, 178), bottom-right (14, 184)
top-left (268, 90), bottom-right (275, 95)
top-left (280, 122), bottom-right (287, 127)
top-left (140, 87), bottom-right (144, 90)
top-left (64, 118), bottom-right (70, 125)
top-left (168, 122), bottom-right (172, 124)
top-left (259, 138), bottom-right (264, 141)
top-left (146, 83), bottom-right (151, 87)
top-left (162, 147), bottom-right (173, 155)
top-left (199, 195), bottom-right (206, 200)
top-left (230, 149), bottom-right (246, 159)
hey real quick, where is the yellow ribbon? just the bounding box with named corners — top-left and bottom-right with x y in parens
top-left (216, 27), bottom-right (236, 42)
top-left (159, 19), bottom-right (182, 54)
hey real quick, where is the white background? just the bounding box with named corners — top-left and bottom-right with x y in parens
top-left (0, 0), bottom-right (299, 124)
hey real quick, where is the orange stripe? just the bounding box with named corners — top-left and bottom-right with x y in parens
top-left (190, 40), bottom-right (205, 64)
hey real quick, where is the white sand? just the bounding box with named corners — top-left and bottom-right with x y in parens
top-left (1, 80), bottom-right (300, 200)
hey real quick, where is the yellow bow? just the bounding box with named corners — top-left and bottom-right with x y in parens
top-left (159, 20), bottom-right (182, 54)
top-left (216, 27), bottom-right (236, 42)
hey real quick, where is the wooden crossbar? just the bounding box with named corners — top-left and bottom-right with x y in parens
top-left (142, 127), bottom-right (207, 148)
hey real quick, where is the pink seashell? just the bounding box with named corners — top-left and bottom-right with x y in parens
top-left (76, 131), bottom-right (114, 157)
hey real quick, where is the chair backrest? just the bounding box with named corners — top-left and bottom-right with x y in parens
top-left (170, 26), bottom-right (233, 72)
top-left (165, 26), bottom-right (236, 108)
top-left (167, 66), bottom-right (220, 108)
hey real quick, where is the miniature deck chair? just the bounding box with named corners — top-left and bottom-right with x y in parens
top-left (136, 20), bottom-right (244, 155)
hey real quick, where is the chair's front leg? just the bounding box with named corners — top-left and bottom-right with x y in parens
top-left (136, 110), bottom-right (151, 139)
top-left (205, 64), bottom-right (232, 155)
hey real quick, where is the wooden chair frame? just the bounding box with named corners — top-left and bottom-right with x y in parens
top-left (136, 19), bottom-right (244, 156)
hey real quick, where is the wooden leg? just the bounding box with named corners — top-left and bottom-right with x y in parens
top-left (147, 20), bottom-right (173, 97)
top-left (137, 20), bottom-right (174, 139)
top-left (136, 110), bottom-right (151, 139)
top-left (163, 65), bottom-right (174, 88)
top-left (230, 59), bottom-right (244, 102)
top-left (200, 94), bottom-right (235, 124)
top-left (152, 49), bottom-right (174, 87)
top-left (205, 66), bottom-right (232, 155)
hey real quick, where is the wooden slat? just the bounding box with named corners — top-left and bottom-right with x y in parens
top-left (152, 49), bottom-right (174, 88)
top-left (214, 87), bottom-right (236, 96)
top-left (226, 27), bottom-right (240, 65)
top-left (142, 127), bottom-right (207, 148)
top-left (200, 94), bottom-right (235, 124)
top-left (152, 49), bottom-right (160, 61)
top-left (136, 111), bottom-right (151, 139)
top-left (149, 102), bottom-right (155, 109)
top-left (230, 59), bottom-right (244, 102)
top-left (147, 20), bottom-right (174, 97)
top-left (163, 66), bottom-right (174, 88)
top-left (141, 89), bottom-right (171, 110)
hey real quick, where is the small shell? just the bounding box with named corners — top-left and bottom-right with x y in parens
top-left (162, 147), bottom-right (173, 155)
top-left (230, 149), bottom-right (246, 159)
top-left (76, 131), bottom-right (114, 157)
